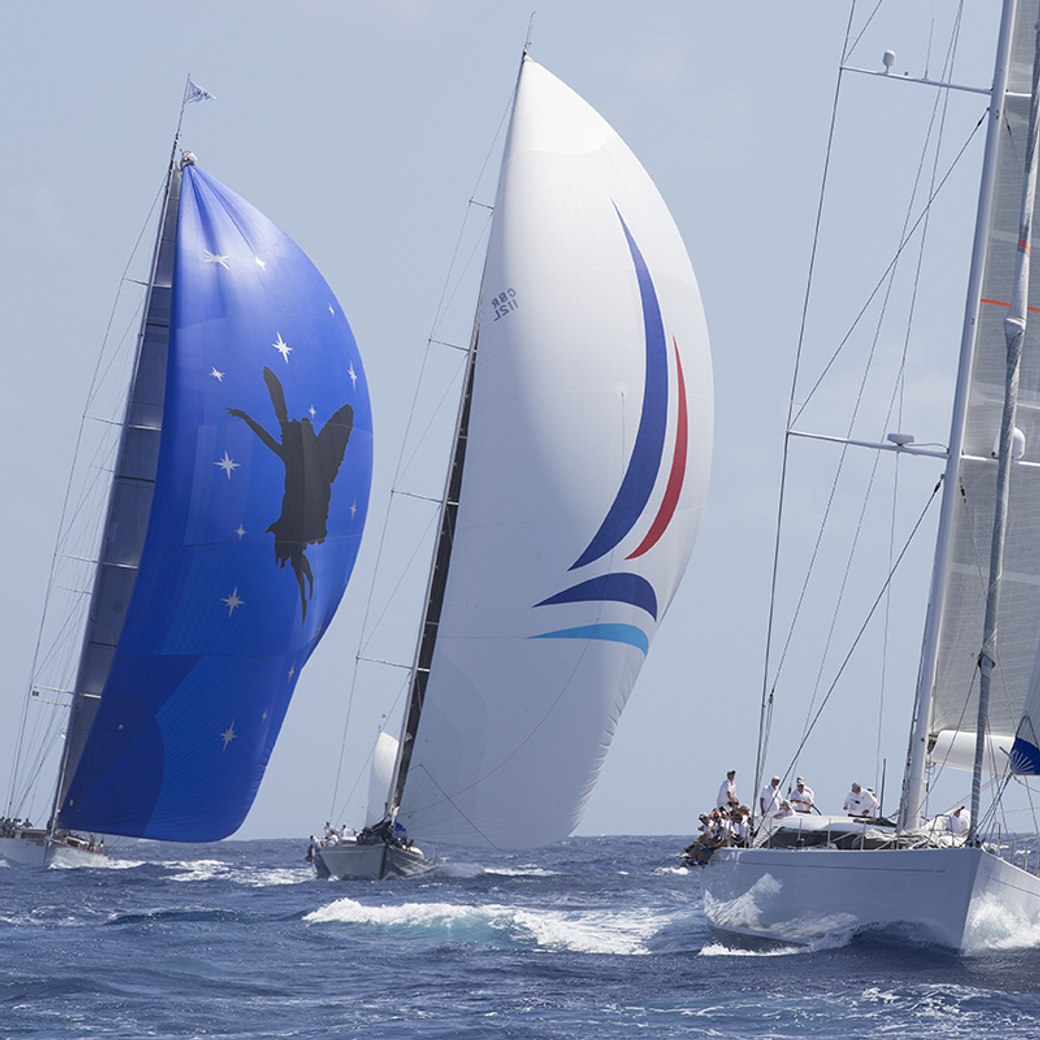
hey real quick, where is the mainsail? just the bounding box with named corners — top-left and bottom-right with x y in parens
top-left (929, 7), bottom-right (1040, 763)
top-left (393, 57), bottom-right (713, 850)
top-left (57, 159), bottom-right (373, 841)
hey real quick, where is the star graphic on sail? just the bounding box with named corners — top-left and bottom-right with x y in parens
top-left (222, 587), bottom-right (244, 616)
top-left (210, 367), bottom-right (225, 382)
top-left (234, 525), bottom-right (247, 539)
top-left (204, 250), bottom-right (230, 269)
top-left (214, 451), bottom-right (240, 479)
top-left (220, 723), bottom-right (237, 750)
top-left (273, 333), bottom-right (293, 364)
top-left (255, 257), bottom-right (267, 270)
top-left (348, 362), bottom-right (358, 387)
top-left (227, 366), bottom-right (355, 622)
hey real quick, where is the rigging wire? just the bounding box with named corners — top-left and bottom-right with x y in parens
top-left (780, 480), bottom-right (942, 781)
top-left (790, 115), bottom-right (985, 428)
top-left (754, 0), bottom-right (859, 816)
top-left (843, 0), bottom-right (886, 64)
top-left (5, 173), bottom-right (166, 820)
top-left (327, 85), bottom-right (517, 825)
top-left (768, 4), bottom-right (976, 748)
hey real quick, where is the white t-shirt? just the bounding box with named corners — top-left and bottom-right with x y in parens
top-left (759, 782), bottom-right (782, 817)
top-left (790, 784), bottom-right (815, 812)
top-left (949, 810), bottom-right (970, 836)
top-left (844, 789), bottom-right (879, 816)
top-left (716, 778), bottom-right (736, 809)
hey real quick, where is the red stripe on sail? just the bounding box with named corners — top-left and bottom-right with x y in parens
top-left (627, 338), bottom-right (688, 559)
top-left (981, 297), bottom-right (1040, 313)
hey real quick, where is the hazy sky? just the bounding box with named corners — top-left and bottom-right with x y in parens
top-left (2, 2), bottom-right (1019, 846)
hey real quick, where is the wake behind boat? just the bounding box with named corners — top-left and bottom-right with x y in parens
top-left (314, 50), bottom-right (713, 881)
top-left (703, 1), bottom-right (1040, 951)
top-left (2, 81), bottom-right (373, 868)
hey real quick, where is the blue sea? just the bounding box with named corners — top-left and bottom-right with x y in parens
top-left (3, 834), bottom-right (1040, 1038)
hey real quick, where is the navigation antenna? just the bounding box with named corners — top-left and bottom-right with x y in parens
top-left (524, 12), bottom-right (536, 54)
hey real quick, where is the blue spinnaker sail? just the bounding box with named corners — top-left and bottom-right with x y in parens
top-left (61, 164), bottom-right (372, 840)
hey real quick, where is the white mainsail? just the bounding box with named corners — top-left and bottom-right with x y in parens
top-left (393, 58), bottom-right (712, 850)
top-left (929, 6), bottom-right (1040, 762)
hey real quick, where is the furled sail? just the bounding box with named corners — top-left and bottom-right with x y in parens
top-left (59, 162), bottom-right (373, 840)
top-left (395, 58), bottom-right (712, 849)
top-left (930, 7), bottom-right (1040, 765)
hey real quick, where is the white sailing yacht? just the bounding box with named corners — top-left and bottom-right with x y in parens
top-left (1, 87), bottom-right (373, 867)
top-left (313, 52), bottom-right (714, 880)
top-left (704, 0), bottom-right (1040, 950)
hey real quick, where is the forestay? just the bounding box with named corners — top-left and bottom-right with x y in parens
top-left (60, 163), bottom-right (373, 840)
top-left (395, 58), bottom-right (713, 849)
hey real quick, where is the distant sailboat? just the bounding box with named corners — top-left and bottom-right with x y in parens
top-left (1, 92), bottom-right (373, 866)
top-left (313, 52), bottom-right (713, 880)
top-left (704, 0), bottom-right (1040, 951)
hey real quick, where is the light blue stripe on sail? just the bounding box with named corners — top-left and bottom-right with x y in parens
top-left (529, 623), bottom-right (649, 656)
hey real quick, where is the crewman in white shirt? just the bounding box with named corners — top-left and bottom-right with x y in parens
top-left (790, 777), bottom-right (815, 814)
top-left (843, 782), bottom-right (880, 817)
top-left (843, 782), bottom-right (865, 815)
top-left (759, 775), bottom-right (783, 817)
top-left (716, 769), bottom-right (739, 810)
top-left (729, 808), bottom-right (749, 847)
top-left (860, 787), bottom-right (880, 817)
top-left (948, 805), bottom-right (970, 837)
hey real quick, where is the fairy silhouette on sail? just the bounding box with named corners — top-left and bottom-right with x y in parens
top-left (228, 366), bottom-right (354, 622)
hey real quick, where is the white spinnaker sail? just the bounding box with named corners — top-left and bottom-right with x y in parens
top-left (931, 7), bottom-right (1040, 754)
top-left (396, 58), bottom-right (712, 849)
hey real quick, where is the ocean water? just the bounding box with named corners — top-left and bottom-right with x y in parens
top-left (3, 834), bottom-right (1040, 1039)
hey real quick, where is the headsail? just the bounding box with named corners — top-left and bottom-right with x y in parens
top-left (928, 8), bottom-right (1040, 768)
top-left (59, 162), bottom-right (373, 840)
top-left (394, 58), bottom-right (712, 849)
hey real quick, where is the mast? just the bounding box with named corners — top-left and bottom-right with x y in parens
top-left (48, 136), bottom-right (185, 834)
top-left (968, 16), bottom-right (1040, 842)
top-left (386, 53), bottom-right (528, 820)
top-left (899, 0), bottom-right (1019, 830)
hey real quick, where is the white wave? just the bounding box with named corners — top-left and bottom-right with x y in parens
top-left (48, 847), bottom-right (143, 870)
top-left (433, 861), bottom-right (485, 879)
top-left (305, 896), bottom-right (669, 954)
top-left (158, 858), bottom-right (308, 887)
top-left (164, 858), bottom-right (232, 882)
top-left (512, 907), bottom-right (659, 955)
top-left (963, 893), bottom-right (1040, 953)
top-left (234, 867), bottom-right (308, 888)
top-left (483, 866), bottom-right (559, 878)
top-left (655, 866), bottom-right (690, 877)
top-left (305, 897), bottom-right (500, 930)
top-left (699, 940), bottom-right (807, 957)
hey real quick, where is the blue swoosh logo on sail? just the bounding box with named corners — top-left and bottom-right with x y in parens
top-left (570, 208), bottom-right (668, 571)
top-left (534, 573), bottom-right (658, 620)
top-left (529, 623), bottom-right (649, 656)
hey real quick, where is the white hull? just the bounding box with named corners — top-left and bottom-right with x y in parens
top-left (703, 844), bottom-right (1040, 950)
top-left (313, 840), bottom-right (432, 881)
top-left (0, 833), bottom-right (106, 868)
top-left (0, 835), bottom-right (48, 867)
